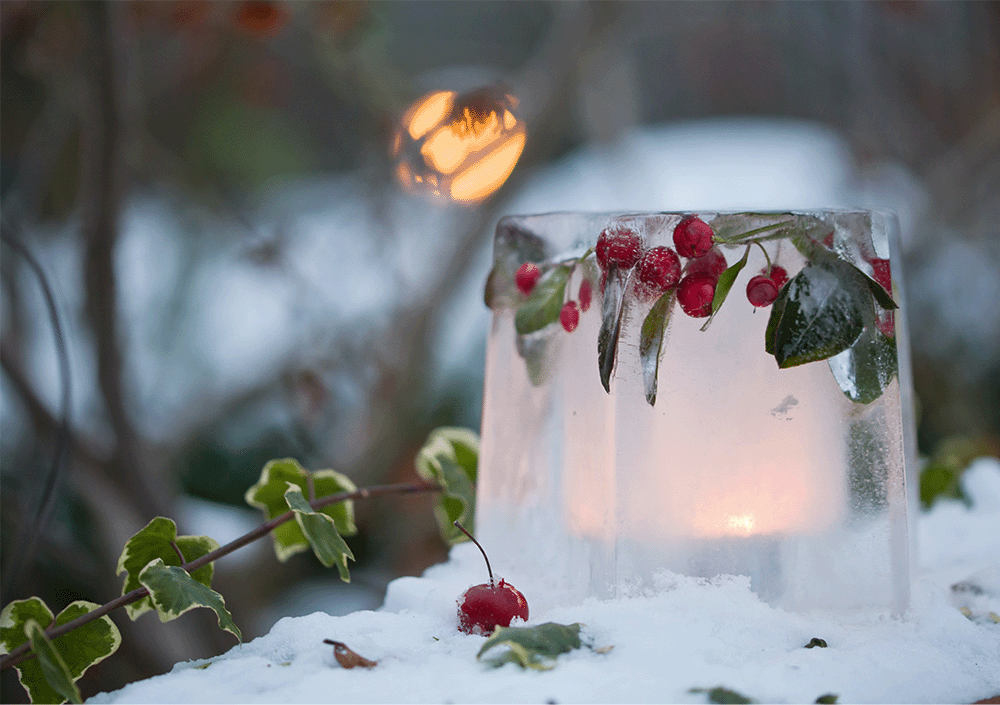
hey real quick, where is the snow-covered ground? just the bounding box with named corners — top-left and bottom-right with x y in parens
top-left (89, 457), bottom-right (1000, 704)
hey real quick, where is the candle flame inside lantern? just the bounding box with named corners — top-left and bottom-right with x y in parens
top-left (393, 87), bottom-right (525, 203)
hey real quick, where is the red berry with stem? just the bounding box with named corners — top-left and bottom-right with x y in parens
top-left (636, 246), bottom-right (682, 294)
top-left (579, 279), bottom-right (593, 312)
top-left (746, 275), bottom-right (779, 307)
top-left (767, 265), bottom-right (788, 290)
top-left (560, 301), bottom-right (580, 332)
top-left (454, 521), bottom-right (529, 636)
top-left (684, 246), bottom-right (728, 278)
top-left (596, 228), bottom-right (642, 270)
top-left (515, 262), bottom-right (541, 295)
top-left (672, 216), bottom-right (715, 259)
top-left (676, 272), bottom-right (717, 318)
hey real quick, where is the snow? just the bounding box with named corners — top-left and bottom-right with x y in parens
top-left (89, 458), bottom-right (1000, 704)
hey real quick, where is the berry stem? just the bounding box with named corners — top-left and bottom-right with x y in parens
top-left (754, 241), bottom-right (772, 273)
top-left (453, 520), bottom-right (494, 587)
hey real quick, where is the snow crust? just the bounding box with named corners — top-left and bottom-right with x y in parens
top-left (89, 459), bottom-right (1000, 704)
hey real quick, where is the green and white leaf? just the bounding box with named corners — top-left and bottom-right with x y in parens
top-left (25, 620), bottom-right (81, 704)
top-left (284, 484), bottom-right (354, 581)
top-left (477, 622), bottom-right (584, 670)
top-left (138, 559), bottom-right (241, 642)
top-left (639, 290), bottom-right (676, 406)
top-left (116, 516), bottom-right (218, 620)
top-left (514, 264), bottom-right (571, 335)
top-left (700, 245), bottom-right (751, 332)
top-left (415, 427), bottom-right (479, 544)
top-left (244, 458), bottom-right (357, 561)
top-left (1, 598), bottom-right (121, 705)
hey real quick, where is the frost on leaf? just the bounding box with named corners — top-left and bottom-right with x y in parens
top-left (138, 558), bottom-right (241, 642)
top-left (284, 484), bottom-right (355, 581)
top-left (244, 458), bottom-right (357, 562)
top-left (1, 598), bottom-right (121, 705)
top-left (828, 328), bottom-right (897, 404)
top-left (116, 516), bottom-right (219, 620)
top-left (415, 427), bottom-right (479, 545)
top-left (477, 622), bottom-right (584, 670)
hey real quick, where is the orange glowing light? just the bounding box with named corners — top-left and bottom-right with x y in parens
top-left (393, 86), bottom-right (525, 203)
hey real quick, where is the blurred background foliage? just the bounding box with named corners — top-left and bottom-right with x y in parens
top-left (1, 1), bottom-right (999, 700)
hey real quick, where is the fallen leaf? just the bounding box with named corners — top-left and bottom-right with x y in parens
top-left (323, 639), bottom-right (377, 669)
top-left (804, 637), bottom-right (828, 648)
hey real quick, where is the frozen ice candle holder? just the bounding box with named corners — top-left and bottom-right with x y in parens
top-left (477, 211), bottom-right (917, 613)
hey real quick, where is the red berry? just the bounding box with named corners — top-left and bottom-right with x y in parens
top-left (871, 258), bottom-right (891, 294)
top-left (560, 301), bottom-right (580, 332)
top-left (676, 273), bottom-right (717, 318)
top-left (515, 262), bottom-right (541, 295)
top-left (636, 246), bottom-right (682, 294)
top-left (672, 216), bottom-right (714, 259)
top-left (231, 1), bottom-right (287, 38)
top-left (746, 275), bottom-right (779, 307)
top-left (579, 279), bottom-right (593, 312)
top-left (596, 228), bottom-right (641, 270)
top-left (684, 246), bottom-right (728, 278)
top-left (767, 265), bottom-right (789, 290)
top-left (453, 521), bottom-right (529, 636)
top-left (876, 311), bottom-right (895, 338)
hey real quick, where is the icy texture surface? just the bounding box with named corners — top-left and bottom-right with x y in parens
top-left (477, 211), bottom-right (916, 612)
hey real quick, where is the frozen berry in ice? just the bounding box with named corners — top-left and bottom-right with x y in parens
top-left (596, 228), bottom-right (641, 270)
top-left (579, 279), bottom-right (593, 312)
top-left (676, 272), bottom-right (717, 318)
top-left (684, 246), bottom-right (728, 278)
top-left (636, 246), bottom-right (682, 295)
top-left (871, 258), bottom-right (891, 294)
top-left (454, 521), bottom-right (529, 636)
top-left (672, 216), bottom-right (714, 259)
top-left (515, 262), bottom-right (541, 295)
top-left (767, 265), bottom-right (789, 290)
top-left (560, 301), bottom-right (580, 332)
top-left (746, 275), bottom-right (779, 307)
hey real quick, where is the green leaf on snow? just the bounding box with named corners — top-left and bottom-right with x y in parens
top-left (283, 484), bottom-right (355, 581)
top-left (689, 686), bottom-right (756, 704)
top-left (138, 558), bottom-right (241, 642)
top-left (701, 245), bottom-right (751, 332)
top-left (477, 622), bottom-right (584, 670)
top-left (815, 695), bottom-right (839, 704)
top-left (1, 598), bottom-right (121, 705)
top-left (244, 458), bottom-right (357, 562)
top-left (116, 516), bottom-right (219, 620)
top-left (514, 264), bottom-right (571, 335)
top-left (639, 290), bottom-right (676, 406)
top-left (415, 427), bottom-right (479, 544)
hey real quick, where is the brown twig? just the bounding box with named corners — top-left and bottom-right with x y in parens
top-left (0, 480), bottom-right (441, 671)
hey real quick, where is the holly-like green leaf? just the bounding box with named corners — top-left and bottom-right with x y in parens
top-left (639, 290), bottom-right (676, 406)
top-left (828, 327), bottom-right (898, 403)
top-left (689, 686), bottom-right (755, 704)
top-left (598, 265), bottom-right (632, 393)
top-left (116, 516), bottom-right (219, 620)
top-left (769, 258), bottom-right (869, 369)
top-left (138, 559), bottom-right (241, 643)
top-left (701, 245), bottom-right (750, 332)
top-left (415, 427), bottom-right (479, 544)
top-left (25, 621), bottom-right (81, 704)
top-left (1, 598), bottom-right (121, 705)
top-left (514, 264), bottom-right (571, 335)
top-left (477, 622), bottom-right (583, 670)
top-left (244, 458), bottom-right (357, 562)
top-left (283, 484), bottom-right (355, 581)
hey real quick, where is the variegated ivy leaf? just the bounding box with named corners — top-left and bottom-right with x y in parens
top-left (477, 622), bottom-right (584, 670)
top-left (414, 427), bottom-right (479, 545)
top-left (138, 559), bottom-right (241, 643)
top-left (244, 458), bottom-right (357, 562)
top-left (116, 516), bottom-right (219, 620)
top-left (1, 598), bottom-right (121, 704)
top-left (284, 484), bottom-right (354, 581)
top-left (25, 620), bottom-right (81, 704)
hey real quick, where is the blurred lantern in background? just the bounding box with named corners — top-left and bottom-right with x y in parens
top-left (392, 85), bottom-right (526, 204)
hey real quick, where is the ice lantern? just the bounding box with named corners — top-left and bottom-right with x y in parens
top-left (476, 211), bottom-right (917, 612)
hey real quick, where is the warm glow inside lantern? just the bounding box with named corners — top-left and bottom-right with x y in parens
top-left (392, 87), bottom-right (526, 203)
top-left (476, 211), bottom-right (916, 613)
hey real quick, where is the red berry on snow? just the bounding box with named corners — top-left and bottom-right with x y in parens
top-left (515, 262), bottom-right (541, 295)
top-left (579, 279), bottom-right (593, 312)
top-left (636, 246), bottom-right (682, 294)
top-left (453, 522), bottom-right (529, 636)
top-left (676, 273), bottom-right (717, 318)
top-left (684, 246), bottom-right (728, 278)
top-left (768, 265), bottom-right (789, 290)
top-left (560, 301), bottom-right (580, 332)
top-left (746, 274), bottom-right (779, 307)
top-left (672, 216), bottom-right (714, 259)
top-left (596, 228), bottom-right (642, 270)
